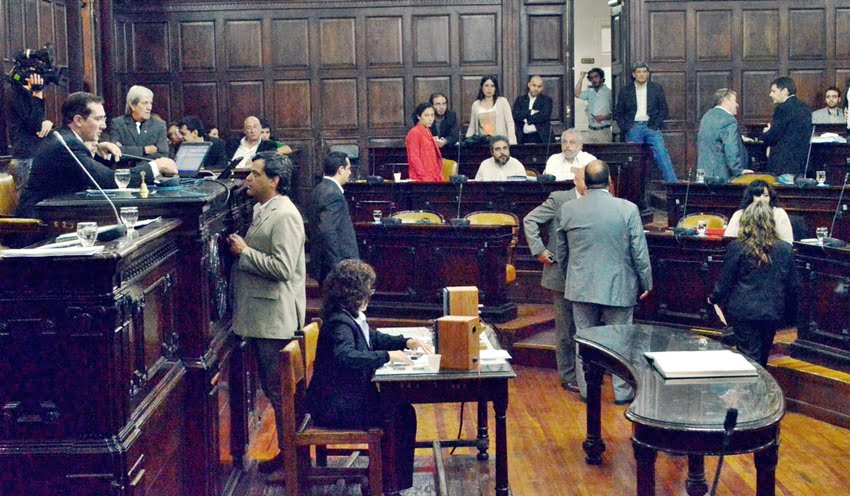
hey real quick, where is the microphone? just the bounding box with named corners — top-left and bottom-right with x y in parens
top-left (543, 126), bottom-right (554, 168)
top-left (802, 125), bottom-right (816, 179)
top-left (709, 408), bottom-right (738, 496)
top-left (53, 131), bottom-right (127, 241)
top-left (679, 166), bottom-right (694, 225)
top-left (830, 172), bottom-right (850, 238)
top-left (457, 126), bottom-right (463, 172)
top-left (449, 174), bottom-right (470, 226)
top-left (120, 153), bottom-right (153, 162)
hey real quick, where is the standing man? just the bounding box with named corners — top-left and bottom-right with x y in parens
top-left (307, 151), bottom-right (360, 285)
top-left (543, 129), bottom-right (597, 181)
top-left (575, 68), bottom-right (613, 144)
top-left (429, 93), bottom-right (459, 148)
top-left (614, 62), bottom-right (677, 182)
top-left (512, 75), bottom-right (553, 144)
top-left (474, 135), bottom-right (527, 181)
top-left (108, 85), bottom-right (169, 168)
top-left (762, 76), bottom-right (812, 176)
top-left (228, 151), bottom-right (306, 481)
top-left (6, 73), bottom-right (53, 199)
top-left (226, 116), bottom-right (278, 169)
top-left (812, 87), bottom-right (844, 124)
top-left (523, 168), bottom-right (587, 392)
top-left (697, 89), bottom-right (751, 181)
top-left (556, 160), bottom-right (652, 404)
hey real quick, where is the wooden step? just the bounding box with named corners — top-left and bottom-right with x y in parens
top-left (768, 356), bottom-right (850, 430)
top-left (511, 328), bottom-right (558, 369)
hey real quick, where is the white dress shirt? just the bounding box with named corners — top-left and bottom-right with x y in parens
top-left (634, 83), bottom-right (649, 122)
top-left (474, 157), bottom-right (527, 181)
top-left (543, 151), bottom-right (597, 181)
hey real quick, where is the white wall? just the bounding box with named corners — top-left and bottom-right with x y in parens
top-left (572, 0), bottom-right (612, 130)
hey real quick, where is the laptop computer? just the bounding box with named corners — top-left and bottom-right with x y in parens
top-left (174, 141), bottom-right (213, 178)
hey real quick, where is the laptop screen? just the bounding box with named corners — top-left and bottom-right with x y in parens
top-left (175, 142), bottom-right (213, 177)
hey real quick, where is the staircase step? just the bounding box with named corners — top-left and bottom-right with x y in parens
top-left (768, 356), bottom-right (850, 429)
top-left (511, 328), bottom-right (557, 369)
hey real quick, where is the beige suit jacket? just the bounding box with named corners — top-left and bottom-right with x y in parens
top-left (232, 195), bottom-right (306, 339)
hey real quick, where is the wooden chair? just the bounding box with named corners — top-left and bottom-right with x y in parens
top-left (389, 210), bottom-right (445, 224)
top-left (0, 173), bottom-right (18, 217)
top-left (441, 159), bottom-right (458, 182)
top-left (0, 174), bottom-right (45, 246)
top-left (678, 213), bottom-right (728, 230)
top-left (279, 341), bottom-right (383, 496)
top-left (295, 319), bottom-right (321, 386)
top-left (464, 211), bottom-right (519, 284)
top-left (730, 173), bottom-right (778, 185)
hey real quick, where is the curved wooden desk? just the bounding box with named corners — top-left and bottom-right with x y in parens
top-left (576, 324), bottom-right (785, 496)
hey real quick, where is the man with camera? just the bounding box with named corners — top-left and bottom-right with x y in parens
top-left (6, 73), bottom-right (53, 202)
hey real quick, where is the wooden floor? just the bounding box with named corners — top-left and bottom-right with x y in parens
top-left (236, 365), bottom-right (850, 496)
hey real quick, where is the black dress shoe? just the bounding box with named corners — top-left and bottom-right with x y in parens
top-left (258, 452), bottom-right (282, 473)
top-left (561, 381), bottom-right (580, 393)
top-left (614, 398), bottom-right (634, 406)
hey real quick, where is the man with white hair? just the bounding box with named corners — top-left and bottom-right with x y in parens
top-left (108, 85), bottom-right (169, 167)
top-left (543, 129), bottom-right (597, 181)
top-left (226, 116), bottom-right (279, 169)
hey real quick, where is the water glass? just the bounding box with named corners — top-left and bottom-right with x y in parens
top-left (816, 170), bottom-right (827, 186)
top-left (695, 169), bottom-right (706, 184)
top-left (696, 220), bottom-right (707, 236)
top-left (372, 210), bottom-right (383, 224)
top-left (120, 206), bottom-right (139, 231)
top-left (816, 227), bottom-right (828, 246)
top-left (76, 222), bottom-right (98, 247)
top-left (114, 169), bottom-right (131, 190)
top-left (393, 172), bottom-right (402, 182)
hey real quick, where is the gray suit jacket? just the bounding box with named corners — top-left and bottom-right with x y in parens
top-left (556, 189), bottom-right (652, 307)
top-left (232, 195), bottom-right (307, 339)
top-left (697, 107), bottom-right (745, 181)
top-left (523, 189), bottom-right (578, 292)
top-left (108, 114), bottom-right (169, 164)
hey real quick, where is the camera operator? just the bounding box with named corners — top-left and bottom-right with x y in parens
top-left (6, 73), bottom-right (53, 201)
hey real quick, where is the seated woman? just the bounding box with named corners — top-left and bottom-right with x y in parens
top-left (306, 260), bottom-right (431, 490)
top-left (466, 75), bottom-right (517, 145)
top-left (429, 92), bottom-right (459, 147)
top-left (405, 103), bottom-right (445, 182)
top-left (724, 180), bottom-right (793, 243)
top-left (710, 201), bottom-right (798, 366)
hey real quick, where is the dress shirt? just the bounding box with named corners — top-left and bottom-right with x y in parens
top-left (234, 138), bottom-right (261, 169)
top-left (523, 94), bottom-right (538, 134)
top-left (543, 151), bottom-right (597, 181)
top-left (578, 86), bottom-right (613, 128)
top-left (135, 121), bottom-right (142, 134)
top-left (634, 83), bottom-right (649, 122)
top-left (474, 157), bottom-right (526, 181)
top-left (252, 194), bottom-right (280, 220)
top-left (355, 311), bottom-right (371, 348)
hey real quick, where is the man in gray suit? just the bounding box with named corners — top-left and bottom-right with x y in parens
top-left (697, 88), bottom-right (751, 181)
top-left (228, 151), bottom-right (306, 479)
top-left (108, 85), bottom-right (169, 168)
top-left (556, 160), bottom-right (652, 403)
top-left (523, 168), bottom-right (587, 392)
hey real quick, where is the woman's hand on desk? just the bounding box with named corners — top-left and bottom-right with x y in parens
top-left (388, 350), bottom-right (414, 365)
top-left (406, 338), bottom-right (434, 355)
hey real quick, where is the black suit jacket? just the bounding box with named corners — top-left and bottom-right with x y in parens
top-left (614, 81), bottom-right (669, 133)
top-left (224, 138), bottom-right (278, 162)
top-left (762, 96), bottom-right (813, 175)
top-left (202, 137), bottom-right (229, 170)
top-left (307, 178), bottom-right (360, 283)
top-left (306, 309), bottom-right (408, 429)
top-left (430, 109), bottom-right (459, 146)
top-left (107, 114), bottom-right (168, 168)
top-left (18, 127), bottom-right (154, 218)
top-left (512, 93), bottom-right (553, 143)
top-left (7, 83), bottom-right (46, 159)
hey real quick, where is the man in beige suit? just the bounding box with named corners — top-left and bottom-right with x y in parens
top-left (228, 151), bottom-right (306, 480)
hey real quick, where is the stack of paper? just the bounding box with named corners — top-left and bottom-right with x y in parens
top-left (0, 246), bottom-right (105, 258)
top-left (644, 350), bottom-right (757, 379)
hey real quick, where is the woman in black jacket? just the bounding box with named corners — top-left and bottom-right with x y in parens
top-left (709, 201), bottom-right (798, 366)
top-left (306, 259), bottom-right (430, 490)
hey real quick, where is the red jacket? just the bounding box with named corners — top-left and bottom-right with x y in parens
top-left (405, 124), bottom-right (444, 182)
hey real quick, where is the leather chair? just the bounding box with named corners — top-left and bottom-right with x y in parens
top-left (0, 173), bottom-right (46, 247)
top-left (441, 159), bottom-right (458, 182)
top-left (525, 169), bottom-right (539, 178)
top-left (730, 174), bottom-right (778, 185)
top-left (678, 213), bottom-right (728, 230)
top-left (279, 341), bottom-right (383, 496)
top-left (0, 173), bottom-right (17, 216)
top-left (464, 211), bottom-right (519, 284)
top-left (389, 210), bottom-right (445, 224)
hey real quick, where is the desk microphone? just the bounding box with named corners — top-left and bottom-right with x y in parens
top-left (543, 126), bottom-right (554, 169)
top-left (53, 131), bottom-right (127, 241)
top-left (709, 407), bottom-right (738, 496)
top-left (802, 125), bottom-right (816, 179)
top-left (830, 172), bottom-right (850, 238)
top-left (680, 166), bottom-right (694, 223)
top-left (449, 174), bottom-right (470, 226)
top-left (457, 127), bottom-right (463, 173)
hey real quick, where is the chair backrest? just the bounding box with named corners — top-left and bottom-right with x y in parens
top-left (301, 321), bottom-right (320, 385)
top-left (390, 210), bottom-right (445, 224)
top-left (442, 159), bottom-right (458, 181)
top-left (464, 211), bottom-right (519, 264)
top-left (678, 213), bottom-right (727, 229)
top-left (526, 169), bottom-right (539, 178)
top-left (730, 174), bottom-right (778, 185)
top-left (329, 144), bottom-right (360, 166)
top-left (0, 173), bottom-right (18, 217)
top-left (280, 341), bottom-right (307, 441)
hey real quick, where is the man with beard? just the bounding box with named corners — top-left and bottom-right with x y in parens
top-left (474, 135), bottom-right (527, 181)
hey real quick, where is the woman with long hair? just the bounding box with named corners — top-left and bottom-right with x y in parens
top-left (465, 75), bottom-right (517, 144)
top-left (724, 179), bottom-right (793, 242)
top-left (710, 201), bottom-right (798, 366)
top-left (405, 102), bottom-right (444, 182)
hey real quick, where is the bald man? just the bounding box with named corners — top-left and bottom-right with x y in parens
top-left (226, 115), bottom-right (279, 169)
top-left (513, 75), bottom-right (553, 144)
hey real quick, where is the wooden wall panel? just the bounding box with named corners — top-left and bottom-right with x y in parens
top-left (837, 70), bottom-right (850, 91)
top-left (271, 19), bottom-right (309, 69)
top-left (38, 0), bottom-right (54, 48)
top-left (181, 83), bottom-right (218, 132)
top-left (460, 14), bottom-right (497, 65)
top-left (527, 15), bottom-right (562, 63)
top-left (790, 69), bottom-right (827, 107)
top-left (24, 0), bottom-right (37, 48)
top-left (789, 9), bottom-right (826, 60)
top-left (652, 72), bottom-right (686, 124)
top-left (367, 78), bottom-right (404, 128)
top-left (179, 21), bottom-right (216, 71)
top-left (695, 72), bottom-right (732, 121)
top-left (541, 76), bottom-right (564, 123)
top-left (837, 9), bottom-right (850, 59)
top-left (414, 76), bottom-right (450, 106)
top-left (742, 10), bottom-right (778, 61)
top-left (320, 18), bottom-right (356, 68)
top-left (413, 15), bottom-right (450, 66)
top-left (649, 11), bottom-right (685, 62)
top-left (115, 20), bottom-right (127, 73)
top-left (224, 20), bottom-right (262, 71)
top-left (366, 17), bottom-right (403, 67)
top-left (460, 76), bottom-right (483, 126)
top-left (7, 0), bottom-right (24, 56)
top-left (274, 80), bottom-right (311, 130)
top-left (227, 81), bottom-right (264, 131)
top-left (741, 71), bottom-right (777, 121)
top-left (52, 2), bottom-right (67, 66)
top-left (695, 10), bottom-right (731, 62)
top-left (320, 79), bottom-right (358, 129)
top-left (663, 131), bottom-right (687, 179)
top-left (132, 22), bottom-right (170, 73)
top-left (147, 83), bottom-right (172, 123)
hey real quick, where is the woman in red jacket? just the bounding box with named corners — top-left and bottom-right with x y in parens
top-left (405, 102), bottom-right (444, 182)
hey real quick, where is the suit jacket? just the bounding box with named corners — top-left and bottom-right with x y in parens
top-left (202, 137), bottom-right (229, 170)
top-left (556, 189), bottom-right (652, 307)
top-left (307, 178), bottom-right (360, 283)
top-left (523, 189), bottom-right (578, 292)
top-left (762, 96), bottom-right (813, 175)
top-left (430, 110), bottom-right (459, 146)
top-left (697, 107), bottom-right (746, 181)
top-left (231, 195), bottom-right (306, 339)
top-left (306, 309), bottom-right (408, 429)
top-left (224, 138), bottom-right (278, 162)
top-left (512, 93), bottom-right (553, 143)
top-left (17, 127), bottom-right (155, 219)
top-left (108, 114), bottom-right (168, 167)
top-left (405, 123), bottom-right (444, 182)
top-left (614, 81), bottom-right (669, 133)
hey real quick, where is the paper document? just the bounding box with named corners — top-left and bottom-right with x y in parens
top-left (645, 350), bottom-right (757, 379)
top-left (0, 246), bottom-right (105, 258)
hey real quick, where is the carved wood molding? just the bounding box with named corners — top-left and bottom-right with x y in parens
top-left (117, 0), bottom-right (502, 14)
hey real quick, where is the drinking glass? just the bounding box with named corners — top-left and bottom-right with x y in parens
top-left (696, 220), bottom-right (707, 236)
top-left (816, 170), bottom-right (827, 186)
top-left (695, 168), bottom-right (706, 184)
top-left (120, 206), bottom-right (139, 232)
top-left (114, 169), bottom-right (131, 190)
top-left (372, 210), bottom-right (383, 224)
top-left (76, 222), bottom-right (98, 247)
top-left (816, 227), bottom-right (828, 246)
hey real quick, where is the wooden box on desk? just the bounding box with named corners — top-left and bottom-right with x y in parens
top-left (436, 315), bottom-right (480, 371)
top-left (443, 286), bottom-right (480, 324)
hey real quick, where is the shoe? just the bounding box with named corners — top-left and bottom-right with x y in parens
top-left (561, 381), bottom-right (580, 393)
top-left (265, 468), bottom-right (286, 485)
top-left (614, 397), bottom-right (634, 406)
top-left (258, 452), bottom-right (282, 473)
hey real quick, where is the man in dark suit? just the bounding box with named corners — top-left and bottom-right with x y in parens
top-left (107, 85), bottom-right (169, 168)
top-left (307, 151), bottom-right (360, 284)
top-left (697, 88), bottom-right (751, 181)
top-left (176, 115), bottom-right (228, 170)
top-left (762, 76), bottom-right (813, 176)
top-left (225, 116), bottom-right (279, 169)
top-left (18, 92), bottom-right (177, 219)
top-left (512, 75), bottom-right (553, 144)
top-left (614, 61), bottom-right (677, 182)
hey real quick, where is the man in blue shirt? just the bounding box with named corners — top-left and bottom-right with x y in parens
top-left (575, 68), bottom-right (612, 144)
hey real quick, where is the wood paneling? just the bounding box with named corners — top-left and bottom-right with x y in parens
top-left (179, 21), bottom-right (216, 71)
top-left (115, 20), bottom-right (127, 73)
top-left (695, 72), bottom-right (732, 121)
top-left (460, 76), bottom-right (484, 126)
top-left (320, 79), bottom-right (358, 129)
top-left (367, 78), bottom-right (404, 128)
top-left (24, 0), bottom-right (37, 48)
top-left (182, 82), bottom-right (218, 131)
top-left (131, 22), bottom-right (169, 73)
top-left (742, 10), bottom-right (778, 61)
top-left (224, 20), bottom-right (262, 71)
top-left (649, 11), bottom-right (685, 62)
top-left (366, 17), bottom-right (403, 67)
top-left (652, 72), bottom-right (686, 124)
top-left (790, 69), bottom-right (827, 107)
top-left (147, 83), bottom-right (172, 123)
top-left (460, 14), bottom-right (497, 65)
top-left (413, 15), bottom-right (450, 66)
top-left (837, 9), bottom-right (850, 59)
top-left (271, 19), bottom-right (309, 69)
top-left (742, 71), bottom-right (777, 120)
top-left (38, 0), bottom-right (54, 49)
top-left (52, 2), bottom-right (67, 66)
top-left (227, 81), bottom-right (263, 131)
top-left (695, 10), bottom-right (731, 61)
top-left (789, 9), bottom-right (826, 60)
top-left (273, 80), bottom-right (311, 130)
top-left (527, 15), bottom-right (562, 63)
top-left (320, 18), bottom-right (356, 68)
top-left (541, 75), bottom-right (564, 123)
top-left (414, 76), bottom-right (450, 107)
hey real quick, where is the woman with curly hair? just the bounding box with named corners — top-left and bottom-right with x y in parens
top-left (710, 201), bottom-right (798, 366)
top-left (723, 179), bottom-right (793, 243)
top-left (306, 260), bottom-right (431, 490)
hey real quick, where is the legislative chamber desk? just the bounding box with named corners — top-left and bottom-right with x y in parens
top-left (355, 222), bottom-right (517, 321)
top-left (577, 324), bottom-right (784, 496)
top-left (24, 180), bottom-right (256, 496)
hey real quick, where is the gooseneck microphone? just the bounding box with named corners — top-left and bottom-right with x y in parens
top-left (802, 125), bottom-right (816, 179)
top-left (709, 408), bottom-right (739, 496)
top-left (830, 172), bottom-right (850, 238)
top-left (53, 130), bottom-right (127, 241)
top-left (680, 166), bottom-right (694, 222)
top-left (544, 126), bottom-right (554, 167)
top-left (449, 174), bottom-right (470, 227)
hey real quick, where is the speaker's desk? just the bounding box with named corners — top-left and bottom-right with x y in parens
top-left (576, 324), bottom-right (784, 496)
